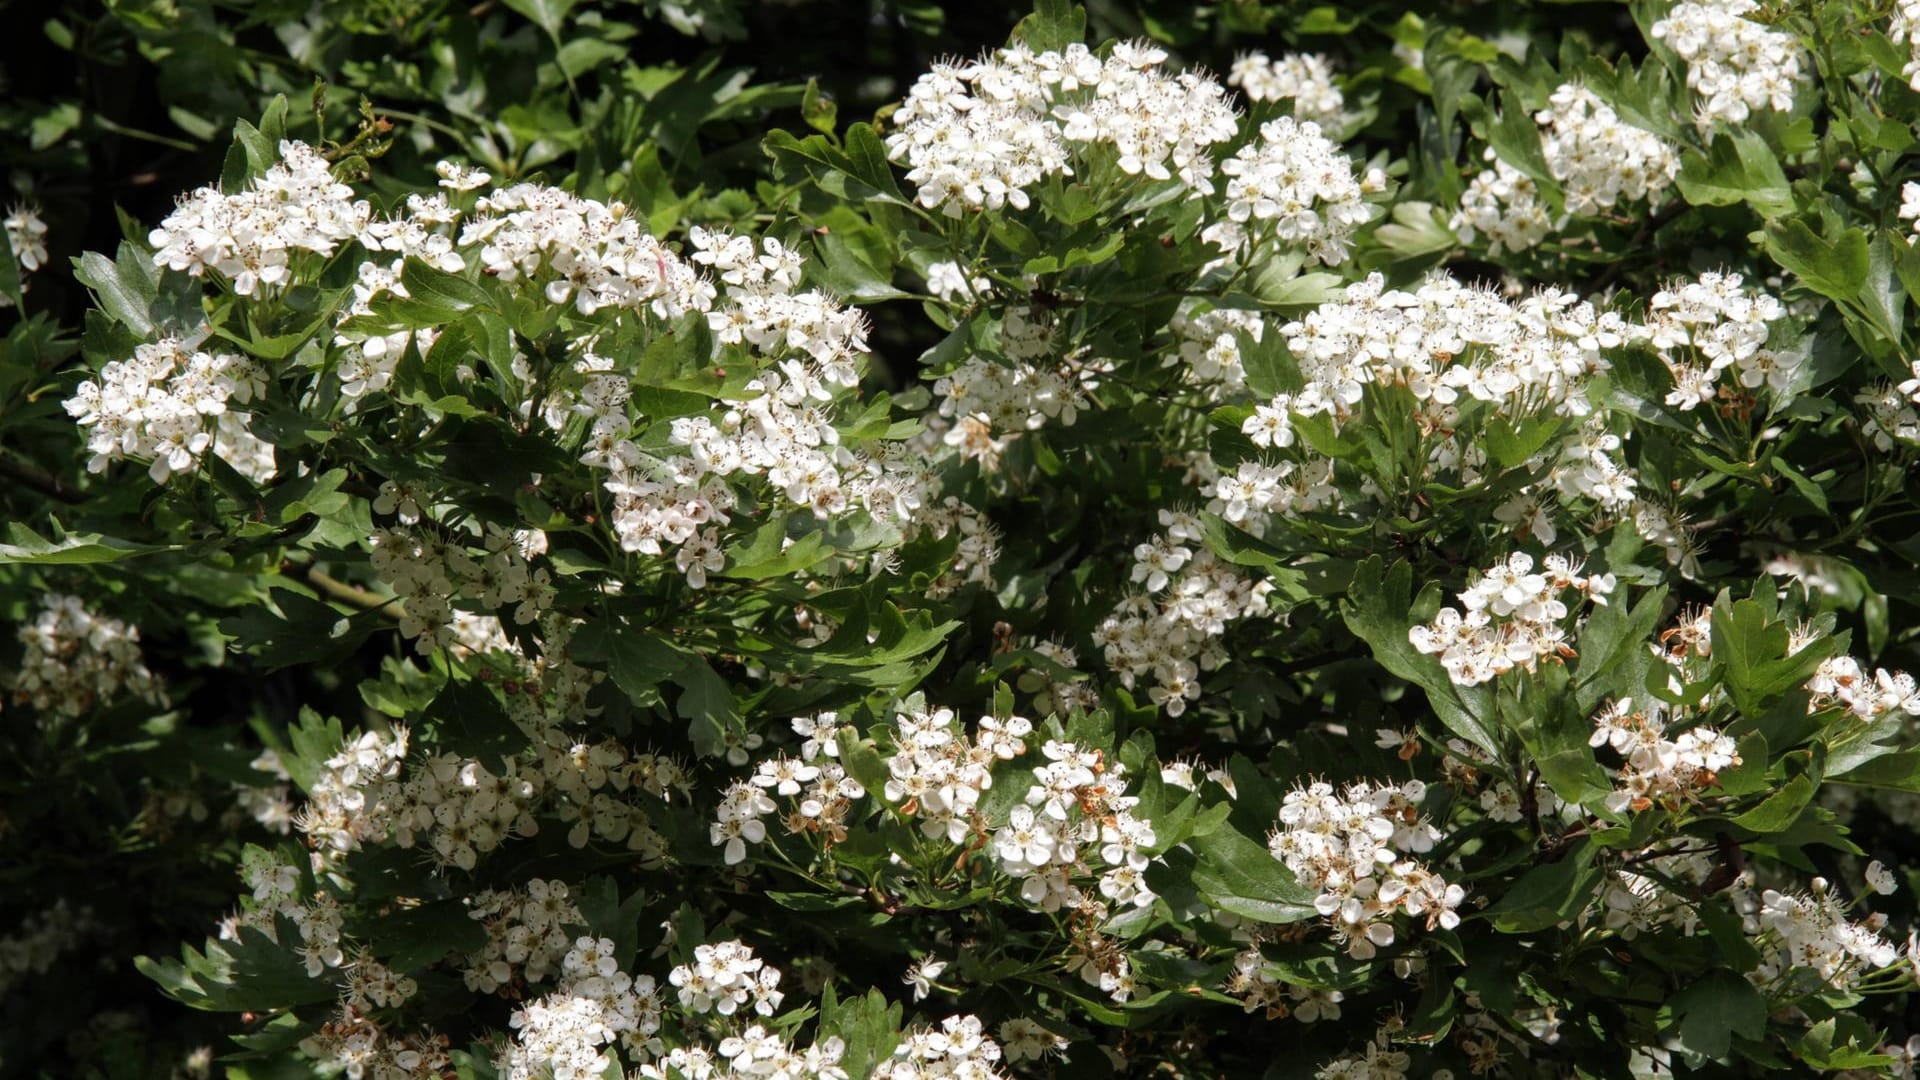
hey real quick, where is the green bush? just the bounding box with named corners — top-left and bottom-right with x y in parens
top-left (11, 0), bottom-right (1920, 1077)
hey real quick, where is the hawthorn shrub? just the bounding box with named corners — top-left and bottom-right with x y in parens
top-left (12, 0), bottom-right (1920, 1076)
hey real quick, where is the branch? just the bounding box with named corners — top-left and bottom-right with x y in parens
top-left (0, 452), bottom-right (86, 505)
top-left (305, 566), bottom-right (402, 619)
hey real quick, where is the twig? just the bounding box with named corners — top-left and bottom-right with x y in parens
top-left (0, 452), bottom-right (86, 505)
top-left (305, 566), bottom-right (402, 618)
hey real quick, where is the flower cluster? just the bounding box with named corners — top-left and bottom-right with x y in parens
top-left (1589, 697), bottom-right (1740, 813)
top-left (1225, 947), bottom-right (1348, 1022)
top-left (636, 1026), bottom-right (850, 1080)
top-left (1449, 151), bottom-right (1549, 256)
top-left (1267, 779), bottom-right (1464, 960)
top-left (710, 713), bottom-right (867, 864)
top-left (465, 182), bottom-right (706, 317)
top-left (885, 41), bottom-right (1238, 216)
top-left (1013, 638), bottom-right (1098, 717)
top-left (1859, 376), bottom-right (1920, 450)
top-left (385, 750), bottom-right (542, 871)
top-left (8, 593), bottom-right (162, 719)
top-left (367, 524), bottom-right (555, 655)
top-left (343, 953), bottom-right (418, 1011)
top-left (925, 259), bottom-right (993, 304)
top-left (0, 901), bottom-right (93, 996)
top-left (1650, 0), bottom-right (1803, 126)
top-left (501, 936), bottom-right (664, 1080)
top-left (1409, 552), bottom-right (1616, 687)
top-left (1631, 271), bottom-right (1791, 410)
top-left (1273, 272), bottom-right (1623, 422)
top-left (296, 727), bottom-right (410, 859)
top-left (992, 739), bottom-right (1158, 914)
top-left (1757, 883), bottom-right (1901, 990)
top-left (1315, 1035), bottom-right (1412, 1080)
top-left (299, 1011), bottom-right (452, 1080)
top-left (148, 141), bottom-right (364, 295)
top-left (1094, 513), bottom-right (1274, 715)
top-left (531, 732), bottom-right (683, 860)
top-left (463, 879), bottom-right (585, 994)
top-left (64, 336), bottom-right (275, 484)
top-left (931, 350), bottom-right (1111, 467)
top-left (881, 700), bottom-right (1031, 844)
top-left (899, 492), bottom-right (1002, 598)
top-left (1199, 115), bottom-right (1379, 264)
top-left (1893, 0), bottom-right (1920, 91)
top-left (667, 939), bottom-right (784, 1017)
top-left (997, 1018), bottom-right (1069, 1064)
top-left (872, 1015), bottom-right (1007, 1080)
top-left (1226, 51), bottom-right (1345, 128)
top-left (1167, 303), bottom-right (1265, 392)
top-left (576, 229), bottom-right (936, 585)
top-left (1902, 181), bottom-right (1920, 247)
top-left (226, 850), bottom-right (350, 978)
top-left (1805, 654), bottom-right (1920, 723)
top-left (1535, 83), bottom-right (1679, 215)
top-left (1596, 847), bottom-right (1715, 938)
top-left (234, 749), bottom-right (296, 835)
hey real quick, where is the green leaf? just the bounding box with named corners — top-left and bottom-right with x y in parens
top-left (1675, 130), bottom-right (1791, 216)
top-left (723, 521), bottom-right (829, 580)
top-left (671, 652), bottom-right (738, 759)
top-left (1764, 218), bottom-right (1869, 306)
top-left (841, 123), bottom-right (904, 203)
top-left (388, 261), bottom-right (495, 324)
top-left (1021, 230), bottom-right (1126, 276)
top-left (501, 0), bottom-right (577, 40)
top-left (1729, 774), bottom-right (1814, 834)
top-left (572, 877), bottom-right (648, 969)
top-left (1471, 90), bottom-right (1554, 188)
top-left (358, 901), bottom-right (489, 972)
top-left (814, 229), bottom-right (906, 301)
top-left (1485, 414), bottom-right (1565, 471)
top-left (422, 678), bottom-right (526, 772)
top-left (1667, 969), bottom-right (1766, 1059)
top-left (1374, 201), bottom-right (1457, 261)
top-left (1769, 459), bottom-right (1829, 513)
top-left (1573, 586), bottom-right (1667, 713)
top-left (1835, 751), bottom-right (1920, 790)
top-left (1345, 557), bottom-right (1499, 757)
top-left (1013, 0), bottom-right (1086, 52)
top-left (1190, 822), bottom-right (1317, 924)
top-left (574, 620), bottom-right (680, 707)
top-left (801, 78), bottom-right (838, 134)
top-left (137, 920), bottom-right (336, 1012)
top-left (818, 986), bottom-right (902, 1079)
top-left (73, 248), bottom-right (158, 336)
top-left (223, 118), bottom-right (277, 192)
top-left (219, 588), bottom-right (381, 670)
top-left (0, 522), bottom-right (168, 564)
top-left (1709, 596), bottom-right (1837, 717)
top-left (1487, 839), bottom-right (1602, 932)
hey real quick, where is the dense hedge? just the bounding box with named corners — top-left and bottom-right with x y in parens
top-left (11, 0), bottom-right (1920, 1077)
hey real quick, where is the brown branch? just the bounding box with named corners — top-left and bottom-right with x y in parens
top-left (1, 452), bottom-right (86, 505)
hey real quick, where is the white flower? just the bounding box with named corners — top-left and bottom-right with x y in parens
top-left (1450, 150), bottom-right (1548, 256)
top-left (1228, 51), bottom-right (1345, 127)
top-left (1867, 859), bottom-right (1899, 897)
top-left (903, 956), bottom-right (947, 1001)
top-left (997, 1018), bottom-right (1068, 1063)
top-left (1651, 0), bottom-right (1804, 127)
top-left (1201, 116), bottom-right (1375, 265)
top-left (1536, 82), bottom-right (1679, 215)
